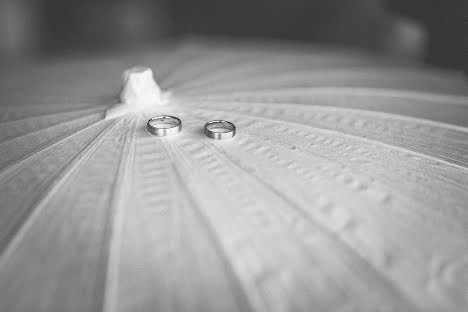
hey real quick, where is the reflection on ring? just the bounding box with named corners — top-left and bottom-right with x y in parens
top-left (147, 115), bottom-right (182, 136)
top-left (204, 120), bottom-right (236, 140)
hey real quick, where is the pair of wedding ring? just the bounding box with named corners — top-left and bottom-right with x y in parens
top-left (147, 115), bottom-right (236, 139)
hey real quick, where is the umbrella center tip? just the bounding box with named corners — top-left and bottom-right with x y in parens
top-left (106, 66), bottom-right (168, 119)
top-left (120, 66), bottom-right (163, 106)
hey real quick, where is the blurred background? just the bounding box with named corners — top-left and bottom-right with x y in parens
top-left (0, 0), bottom-right (467, 72)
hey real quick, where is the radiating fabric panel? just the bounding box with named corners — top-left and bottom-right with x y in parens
top-left (0, 39), bottom-right (467, 312)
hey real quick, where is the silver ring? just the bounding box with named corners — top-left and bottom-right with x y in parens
top-left (147, 115), bottom-right (182, 136)
top-left (204, 120), bottom-right (236, 139)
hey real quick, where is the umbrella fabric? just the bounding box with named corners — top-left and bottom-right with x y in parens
top-left (0, 39), bottom-right (467, 312)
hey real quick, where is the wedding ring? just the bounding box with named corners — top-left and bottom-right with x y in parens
top-left (147, 115), bottom-right (182, 136)
top-left (204, 120), bottom-right (236, 140)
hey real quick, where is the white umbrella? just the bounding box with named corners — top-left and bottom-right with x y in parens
top-left (0, 38), bottom-right (467, 312)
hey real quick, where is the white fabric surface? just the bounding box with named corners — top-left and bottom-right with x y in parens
top-left (0, 39), bottom-right (467, 312)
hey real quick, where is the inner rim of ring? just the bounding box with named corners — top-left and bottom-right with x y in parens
top-left (206, 121), bottom-right (234, 133)
top-left (148, 116), bottom-right (180, 129)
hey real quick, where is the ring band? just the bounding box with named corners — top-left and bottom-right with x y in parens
top-left (147, 115), bottom-right (182, 136)
top-left (204, 120), bottom-right (236, 140)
